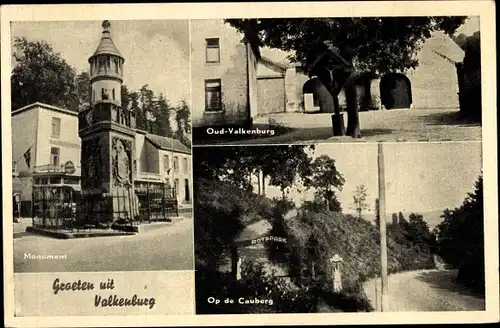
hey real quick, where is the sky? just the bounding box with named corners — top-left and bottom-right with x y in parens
top-left (10, 20), bottom-right (190, 106)
top-left (263, 142), bottom-right (482, 215)
top-left (455, 16), bottom-right (480, 36)
top-left (384, 142), bottom-right (482, 213)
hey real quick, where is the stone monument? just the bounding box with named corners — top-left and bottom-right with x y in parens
top-left (330, 254), bottom-right (343, 292)
top-left (236, 257), bottom-right (244, 280)
top-left (78, 20), bottom-right (138, 226)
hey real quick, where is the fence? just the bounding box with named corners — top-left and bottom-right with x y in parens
top-left (32, 186), bottom-right (77, 230)
top-left (32, 183), bottom-right (178, 231)
top-left (135, 183), bottom-right (179, 222)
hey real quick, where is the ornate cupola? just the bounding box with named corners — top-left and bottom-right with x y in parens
top-left (78, 20), bottom-right (138, 227)
top-left (88, 20), bottom-right (125, 106)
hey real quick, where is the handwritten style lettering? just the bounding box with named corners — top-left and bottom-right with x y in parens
top-left (52, 278), bottom-right (95, 295)
top-left (94, 294), bottom-right (156, 309)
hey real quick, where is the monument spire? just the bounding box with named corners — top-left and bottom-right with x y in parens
top-left (78, 20), bottom-right (138, 228)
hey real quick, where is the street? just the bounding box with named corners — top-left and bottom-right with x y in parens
top-left (223, 108), bottom-right (481, 145)
top-left (13, 218), bottom-right (194, 272)
top-left (363, 269), bottom-right (485, 311)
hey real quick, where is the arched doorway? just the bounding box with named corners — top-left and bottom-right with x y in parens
top-left (380, 73), bottom-right (412, 109)
top-left (302, 77), bottom-right (335, 113)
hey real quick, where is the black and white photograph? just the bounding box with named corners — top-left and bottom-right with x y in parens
top-left (193, 142), bottom-right (485, 314)
top-left (10, 19), bottom-right (194, 273)
top-left (191, 17), bottom-right (481, 145)
top-left (2, 1), bottom-right (498, 327)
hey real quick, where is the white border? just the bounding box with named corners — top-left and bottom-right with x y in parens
top-left (2, 1), bottom-right (498, 326)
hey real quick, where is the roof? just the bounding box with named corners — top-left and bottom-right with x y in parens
top-left (145, 134), bottom-right (191, 154)
top-left (425, 31), bottom-right (465, 64)
top-left (259, 56), bottom-right (287, 71)
top-left (89, 20), bottom-right (124, 61)
top-left (11, 102), bottom-right (77, 117)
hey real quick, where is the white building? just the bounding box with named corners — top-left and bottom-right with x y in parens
top-left (12, 102), bottom-right (192, 217)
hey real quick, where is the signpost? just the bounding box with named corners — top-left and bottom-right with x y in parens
top-left (378, 143), bottom-right (389, 311)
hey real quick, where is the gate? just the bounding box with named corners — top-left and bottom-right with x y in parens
top-left (32, 186), bottom-right (77, 230)
top-left (135, 183), bottom-right (178, 222)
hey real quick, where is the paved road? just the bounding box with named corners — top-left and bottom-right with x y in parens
top-left (13, 218), bottom-right (194, 272)
top-left (363, 269), bottom-right (485, 312)
top-left (223, 108), bottom-right (481, 145)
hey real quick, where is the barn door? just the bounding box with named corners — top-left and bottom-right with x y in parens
top-left (257, 77), bottom-right (285, 115)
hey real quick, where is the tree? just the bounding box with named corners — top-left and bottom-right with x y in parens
top-left (75, 71), bottom-right (91, 112)
top-left (175, 100), bottom-right (191, 139)
top-left (352, 184), bottom-right (369, 219)
top-left (11, 37), bottom-right (79, 111)
top-left (226, 17), bottom-right (466, 138)
top-left (435, 175), bottom-right (483, 292)
top-left (121, 85), bottom-right (130, 111)
top-left (155, 93), bottom-right (174, 137)
top-left (406, 213), bottom-right (434, 251)
top-left (303, 155), bottom-right (345, 212)
top-left (194, 145), bottom-right (315, 197)
top-left (138, 84), bottom-right (156, 133)
top-left (398, 212), bottom-right (406, 226)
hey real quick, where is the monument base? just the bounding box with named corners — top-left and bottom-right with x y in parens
top-left (331, 113), bottom-right (346, 136)
top-left (109, 186), bottom-right (140, 221)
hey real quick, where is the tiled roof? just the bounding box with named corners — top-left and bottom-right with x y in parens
top-left (145, 134), bottom-right (191, 154)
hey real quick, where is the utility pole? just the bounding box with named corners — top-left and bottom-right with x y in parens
top-left (377, 142), bottom-right (389, 312)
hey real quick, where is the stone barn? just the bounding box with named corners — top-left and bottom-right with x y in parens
top-left (303, 31), bottom-right (465, 112)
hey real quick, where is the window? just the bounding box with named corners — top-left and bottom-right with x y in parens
top-left (163, 155), bottom-right (170, 172)
top-left (112, 88), bottom-right (115, 100)
top-left (50, 147), bottom-right (60, 167)
top-left (51, 117), bottom-right (61, 138)
top-left (182, 158), bottom-right (188, 173)
top-left (206, 38), bottom-right (220, 63)
top-left (174, 179), bottom-right (179, 196)
top-left (173, 156), bottom-right (179, 172)
top-left (205, 79), bottom-right (222, 112)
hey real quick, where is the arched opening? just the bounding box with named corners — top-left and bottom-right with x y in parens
top-left (302, 77), bottom-right (334, 113)
top-left (380, 73), bottom-right (412, 109)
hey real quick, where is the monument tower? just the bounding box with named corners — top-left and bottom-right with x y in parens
top-left (78, 20), bottom-right (138, 226)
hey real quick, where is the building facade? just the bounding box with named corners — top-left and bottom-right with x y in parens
top-left (190, 19), bottom-right (258, 128)
top-left (11, 102), bottom-right (192, 217)
top-left (304, 31), bottom-right (466, 112)
top-left (12, 103), bottom-right (82, 217)
top-left (190, 19), bottom-right (309, 129)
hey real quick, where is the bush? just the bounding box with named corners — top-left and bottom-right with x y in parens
top-left (195, 260), bottom-right (373, 314)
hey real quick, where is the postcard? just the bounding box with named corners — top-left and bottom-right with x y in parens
top-left (2, 1), bottom-right (498, 327)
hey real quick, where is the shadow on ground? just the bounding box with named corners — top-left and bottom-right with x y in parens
top-left (414, 270), bottom-right (485, 299)
top-left (422, 111), bottom-right (482, 127)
